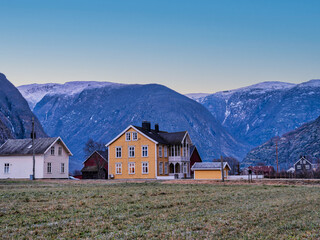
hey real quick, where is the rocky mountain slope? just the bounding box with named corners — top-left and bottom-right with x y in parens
top-left (19, 82), bottom-right (247, 171)
top-left (0, 73), bottom-right (47, 144)
top-left (189, 80), bottom-right (320, 148)
top-left (243, 115), bottom-right (320, 169)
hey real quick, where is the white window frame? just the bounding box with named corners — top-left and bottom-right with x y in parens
top-left (115, 147), bottom-right (122, 158)
top-left (305, 165), bottom-right (310, 169)
top-left (142, 162), bottom-right (149, 174)
top-left (128, 162), bottom-right (135, 174)
top-left (129, 146), bottom-right (135, 158)
top-left (159, 146), bottom-right (163, 157)
top-left (164, 146), bottom-right (168, 157)
top-left (4, 163), bottom-right (9, 174)
top-left (47, 162), bottom-right (52, 174)
top-left (297, 165), bottom-right (301, 170)
top-left (159, 162), bottom-right (163, 175)
top-left (50, 147), bottom-right (55, 155)
top-left (164, 162), bottom-right (168, 174)
top-left (142, 145), bottom-right (148, 157)
top-left (58, 147), bottom-right (62, 156)
top-left (132, 132), bottom-right (138, 141)
top-left (60, 163), bottom-right (65, 173)
top-left (115, 163), bottom-right (122, 174)
top-left (126, 132), bottom-right (131, 141)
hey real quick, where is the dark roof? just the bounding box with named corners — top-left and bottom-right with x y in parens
top-left (0, 138), bottom-right (59, 155)
top-left (133, 126), bottom-right (187, 145)
top-left (191, 162), bottom-right (230, 170)
top-left (158, 131), bottom-right (187, 145)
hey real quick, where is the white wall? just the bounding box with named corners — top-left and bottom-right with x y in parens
top-left (43, 141), bottom-right (69, 179)
top-left (0, 155), bottom-right (44, 179)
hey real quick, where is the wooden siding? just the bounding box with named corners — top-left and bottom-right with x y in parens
top-left (108, 127), bottom-right (156, 179)
top-left (194, 168), bottom-right (229, 180)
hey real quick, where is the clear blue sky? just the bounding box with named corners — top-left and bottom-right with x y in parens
top-left (1, 0), bottom-right (320, 93)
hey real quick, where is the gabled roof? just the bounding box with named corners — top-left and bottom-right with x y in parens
top-left (133, 126), bottom-right (168, 144)
top-left (106, 124), bottom-right (191, 147)
top-left (191, 162), bottom-right (230, 170)
top-left (158, 131), bottom-right (188, 145)
top-left (83, 150), bottom-right (108, 164)
top-left (294, 156), bottom-right (312, 166)
top-left (0, 137), bottom-right (72, 156)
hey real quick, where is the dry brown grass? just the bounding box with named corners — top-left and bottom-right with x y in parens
top-left (0, 180), bottom-right (319, 239)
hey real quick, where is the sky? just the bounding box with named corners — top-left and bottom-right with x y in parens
top-left (1, 0), bottom-right (320, 93)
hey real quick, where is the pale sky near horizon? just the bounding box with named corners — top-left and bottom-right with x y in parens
top-left (1, 0), bottom-right (320, 94)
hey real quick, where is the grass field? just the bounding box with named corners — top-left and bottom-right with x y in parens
top-left (0, 180), bottom-right (319, 239)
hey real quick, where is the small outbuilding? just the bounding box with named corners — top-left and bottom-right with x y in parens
top-left (81, 150), bottom-right (108, 179)
top-left (191, 162), bottom-right (230, 180)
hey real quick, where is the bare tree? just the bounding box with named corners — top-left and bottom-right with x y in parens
top-left (83, 138), bottom-right (107, 179)
top-left (213, 156), bottom-right (240, 175)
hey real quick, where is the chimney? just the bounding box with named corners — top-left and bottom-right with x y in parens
top-left (155, 124), bottom-right (159, 132)
top-left (142, 121), bottom-right (151, 131)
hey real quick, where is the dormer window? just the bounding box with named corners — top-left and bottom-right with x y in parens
top-left (51, 147), bottom-right (55, 155)
top-left (126, 132), bottom-right (131, 141)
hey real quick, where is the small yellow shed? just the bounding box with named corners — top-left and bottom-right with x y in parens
top-left (191, 162), bottom-right (231, 180)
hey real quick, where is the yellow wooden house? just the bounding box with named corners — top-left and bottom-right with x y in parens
top-left (106, 121), bottom-right (194, 179)
top-left (191, 162), bottom-right (231, 180)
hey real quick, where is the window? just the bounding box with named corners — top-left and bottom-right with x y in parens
top-left (4, 163), bottom-right (9, 174)
top-left (47, 162), bottom-right (52, 173)
top-left (116, 163), bottom-right (122, 174)
top-left (303, 160), bottom-right (306, 164)
top-left (159, 146), bottom-right (162, 157)
top-left (129, 146), bottom-right (135, 158)
top-left (58, 147), bottom-right (62, 156)
top-left (164, 162), bottom-right (168, 174)
top-left (159, 162), bottom-right (163, 175)
top-left (164, 146), bottom-right (168, 157)
top-left (50, 147), bottom-right (55, 155)
top-left (60, 163), bottom-right (65, 173)
top-left (116, 147), bottom-right (122, 158)
top-left (306, 165), bottom-right (310, 169)
top-left (132, 132), bottom-right (138, 141)
top-left (183, 163), bottom-right (187, 173)
top-left (142, 146), bottom-right (148, 157)
top-left (142, 162), bottom-right (149, 174)
top-left (126, 132), bottom-right (131, 141)
top-left (129, 162), bottom-right (135, 174)
top-left (297, 165), bottom-right (301, 169)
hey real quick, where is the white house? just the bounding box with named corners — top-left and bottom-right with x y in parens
top-left (0, 137), bottom-right (72, 179)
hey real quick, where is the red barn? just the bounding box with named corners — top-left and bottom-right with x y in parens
top-left (189, 145), bottom-right (202, 177)
top-left (81, 150), bottom-right (108, 179)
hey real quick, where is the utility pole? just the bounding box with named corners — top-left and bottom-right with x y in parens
top-left (221, 156), bottom-right (224, 182)
top-left (276, 139), bottom-right (279, 177)
top-left (32, 117), bottom-right (35, 180)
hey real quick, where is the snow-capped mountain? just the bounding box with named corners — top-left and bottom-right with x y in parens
top-left (19, 81), bottom-right (248, 171)
top-left (187, 80), bottom-right (320, 150)
top-left (18, 81), bottom-right (124, 110)
top-left (184, 93), bottom-right (210, 103)
top-left (0, 73), bottom-right (47, 144)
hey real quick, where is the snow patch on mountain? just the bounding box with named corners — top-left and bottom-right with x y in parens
top-left (18, 81), bottom-right (125, 109)
top-left (185, 93), bottom-right (210, 103)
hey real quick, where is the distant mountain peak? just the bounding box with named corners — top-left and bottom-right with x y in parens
top-left (18, 81), bottom-right (125, 110)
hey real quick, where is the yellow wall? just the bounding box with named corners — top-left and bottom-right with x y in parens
top-left (194, 168), bottom-right (229, 180)
top-left (108, 127), bottom-right (157, 179)
top-left (157, 145), bottom-right (169, 176)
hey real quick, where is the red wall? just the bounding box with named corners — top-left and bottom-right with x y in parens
top-left (84, 152), bottom-right (108, 170)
